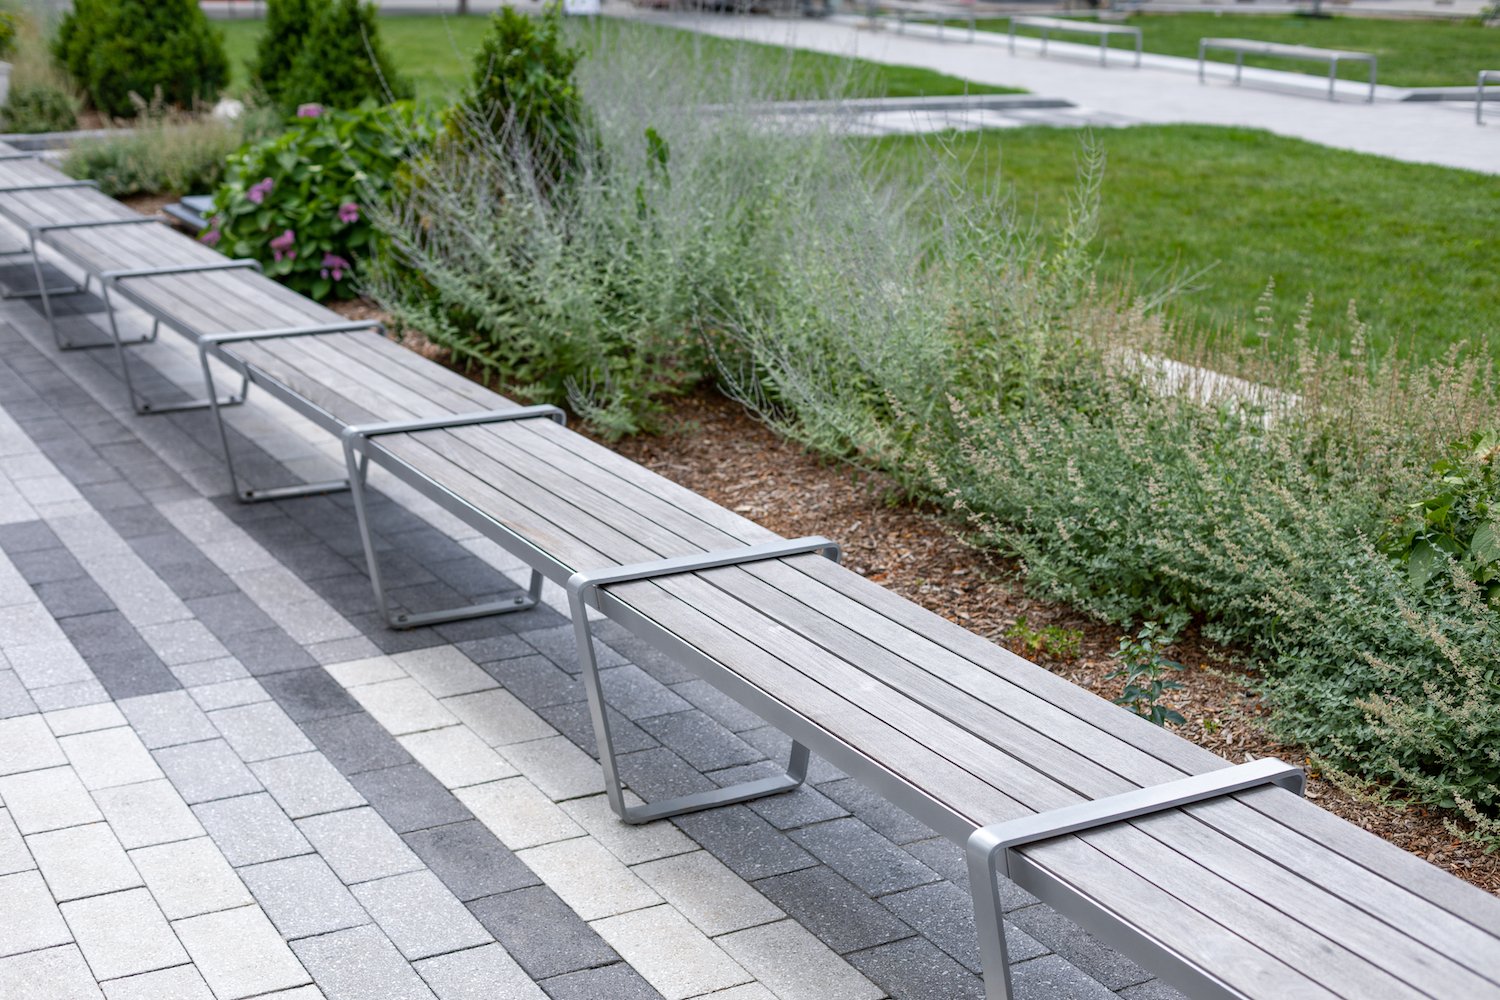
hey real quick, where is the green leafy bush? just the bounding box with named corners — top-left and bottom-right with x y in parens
top-left (0, 12), bottom-right (18, 60)
top-left (54, 0), bottom-right (228, 118)
top-left (63, 113), bottom-right (247, 197)
top-left (252, 0), bottom-right (326, 106)
top-left (1, 82), bottom-right (78, 133)
top-left (277, 0), bottom-right (410, 112)
top-left (1110, 622), bottom-right (1187, 727)
top-left (209, 103), bottom-right (431, 300)
top-left (1381, 431), bottom-right (1500, 602)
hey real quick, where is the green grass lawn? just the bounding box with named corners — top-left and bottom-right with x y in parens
top-left (969, 13), bottom-right (1499, 88)
top-left (876, 124), bottom-right (1500, 360)
top-left (216, 14), bottom-right (1018, 104)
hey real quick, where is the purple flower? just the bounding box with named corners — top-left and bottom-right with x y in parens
top-left (247, 178), bottom-right (273, 205)
top-left (200, 228), bottom-right (220, 247)
top-left (269, 229), bottom-right (296, 262)
top-left (320, 253), bottom-right (351, 282)
top-left (296, 103), bottom-right (323, 118)
top-left (337, 202), bottom-right (359, 225)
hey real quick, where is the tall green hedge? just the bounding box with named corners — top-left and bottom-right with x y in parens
top-left (252, 0), bottom-right (325, 106)
top-left (277, 0), bottom-right (411, 112)
top-left (54, 0), bottom-right (228, 118)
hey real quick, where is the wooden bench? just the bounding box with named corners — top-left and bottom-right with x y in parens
top-left (1198, 36), bottom-right (1377, 102)
top-left (10, 143), bottom-right (1500, 1000)
top-left (1009, 15), bottom-right (1143, 69)
top-left (864, 0), bottom-right (976, 43)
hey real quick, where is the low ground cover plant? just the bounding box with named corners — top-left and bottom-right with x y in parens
top-left (62, 105), bottom-right (262, 197)
top-left (1, 5), bottom-right (79, 133)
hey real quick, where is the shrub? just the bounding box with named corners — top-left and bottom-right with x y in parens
top-left (0, 12), bottom-right (18, 60)
top-left (209, 103), bottom-right (431, 300)
top-left (252, 0), bottom-right (326, 106)
top-left (62, 111), bottom-right (247, 197)
top-left (1, 81), bottom-right (77, 132)
top-left (54, 0), bottom-right (228, 118)
top-left (278, 0), bottom-right (410, 112)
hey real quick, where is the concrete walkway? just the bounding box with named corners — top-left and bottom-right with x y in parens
top-left (638, 9), bottom-right (1500, 174)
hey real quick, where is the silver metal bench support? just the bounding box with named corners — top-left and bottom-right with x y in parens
top-left (0, 181), bottom-right (103, 299)
top-left (28, 217), bottom-right (165, 350)
top-left (567, 536), bottom-right (842, 825)
top-left (198, 321), bottom-right (388, 503)
top-left (1480, 70), bottom-right (1500, 126)
top-left (100, 259), bottom-right (262, 415)
top-left (342, 406), bottom-right (566, 629)
top-left (967, 757), bottom-right (1306, 1000)
top-left (1009, 17), bottom-right (1142, 69)
top-left (1198, 39), bottom-right (1376, 102)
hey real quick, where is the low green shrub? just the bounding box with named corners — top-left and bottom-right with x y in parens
top-left (62, 113), bottom-right (247, 197)
top-left (252, 0), bottom-right (325, 106)
top-left (54, 0), bottom-right (228, 117)
top-left (0, 11), bottom-right (18, 60)
top-left (209, 103), bottom-right (431, 300)
top-left (1, 81), bottom-right (77, 133)
top-left (278, 0), bottom-right (410, 112)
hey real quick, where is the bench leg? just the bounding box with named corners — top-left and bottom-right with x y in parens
top-left (570, 596), bottom-right (810, 825)
top-left (104, 284), bottom-right (244, 416)
top-left (26, 236), bottom-right (113, 352)
top-left (344, 440), bottom-right (542, 629)
top-left (968, 828), bottom-right (1017, 1000)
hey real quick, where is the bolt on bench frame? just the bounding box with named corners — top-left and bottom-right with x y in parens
top-left (568, 536), bottom-right (842, 825)
top-left (341, 406), bottom-right (566, 630)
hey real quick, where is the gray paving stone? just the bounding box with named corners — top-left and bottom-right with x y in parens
top-left (61, 886), bottom-right (188, 981)
top-left (102, 965), bottom-right (213, 1000)
top-left (193, 792), bottom-right (312, 867)
top-left (116, 690), bottom-right (218, 749)
top-left (673, 806), bottom-right (817, 882)
top-left (0, 807), bottom-right (32, 875)
top-left (468, 886), bottom-right (618, 981)
top-left (153, 738), bottom-right (263, 803)
top-left (349, 763), bottom-right (473, 833)
top-left (598, 665), bottom-right (692, 720)
top-left (456, 633), bottom-right (536, 666)
top-left (536, 701), bottom-right (656, 758)
top-left (136, 620), bottom-right (229, 667)
top-left (1008, 954), bottom-right (1122, 1000)
top-left (0, 765), bottom-right (103, 834)
top-left (819, 777), bottom-right (938, 846)
top-left (28, 821), bottom-right (142, 901)
top-left (0, 944), bottom-right (103, 1000)
top-left (0, 713), bottom-right (67, 775)
top-left (0, 669), bottom-right (36, 718)
top-left (637, 710), bottom-right (763, 773)
top-left (241, 854), bottom-right (370, 939)
top-left (539, 962), bottom-right (662, 1000)
top-left (882, 881), bottom-right (1048, 973)
top-left (297, 806), bottom-right (424, 884)
top-left (170, 656), bottom-right (250, 688)
top-left (31, 678), bottom-right (115, 712)
top-left (616, 747), bottom-right (717, 804)
top-left (670, 680), bottom-right (765, 733)
top-left (477, 654), bottom-right (580, 709)
top-left (210, 701), bottom-right (315, 762)
top-left (188, 678), bottom-right (269, 712)
top-left (395, 647), bottom-right (498, 699)
top-left (789, 818), bottom-right (939, 896)
top-left (711, 763), bottom-right (847, 831)
top-left (57, 726), bottom-right (164, 790)
top-left (352, 869), bottom-right (492, 960)
top-left (186, 592), bottom-right (277, 638)
top-left (0, 869), bottom-right (72, 957)
top-left (521, 624), bottom-right (628, 674)
top-left (847, 935), bottom-right (984, 1000)
top-left (402, 819), bottom-right (541, 902)
top-left (292, 924), bottom-right (437, 1000)
top-left (260, 667), bottom-right (362, 722)
top-left (251, 751), bottom-right (367, 819)
top-left (738, 727), bottom-right (844, 785)
top-left (1118, 979), bottom-right (1191, 1000)
top-left (175, 904), bottom-right (313, 999)
top-left (129, 836), bottom-right (252, 919)
top-left (34, 576), bottom-right (114, 619)
top-left (415, 943), bottom-right (547, 1000)
top-left (301, 712), bottom-right (414, 775)
top-left (222, 627), bottom-right (320, 676)
top-left (76, 648), bottom-right (180, 700)
top-left (753, 865), bottom-right (912, 955)
top-left (1008, 904), bottom-right (1152, 991)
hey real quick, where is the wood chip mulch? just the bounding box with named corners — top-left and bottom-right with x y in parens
top-left (337, 300), bottom-right (1500, 895)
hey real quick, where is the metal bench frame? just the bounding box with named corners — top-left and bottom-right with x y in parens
top-left (1480, 70), bottom-right (1500, 126)
top-left (341, 406), bottom-right (566, 630)
top-left (0, 180), bottom-right (105, 300)
top-left (1009, 16), bottom-right (1143, 69)
top-left (1198, 37), bottom-right (1376, 102)
top-left (27, 217), bottom-right (168, 350)
top-left (864, 0), bottom-right (976, 42)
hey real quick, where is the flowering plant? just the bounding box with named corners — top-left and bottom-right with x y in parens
top-left (207, 102), bottom-right (431, 300)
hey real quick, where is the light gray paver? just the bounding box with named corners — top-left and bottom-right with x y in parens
top-left (251, 752), bottom-right (366, 819)
top-left (717, 920), bottom-right (883, 1000)
top-left (175, 904), bottom-right (313, 999)
top-left (0, 713), bottom-right (68, 775)
top-left (240, 854), bottom-right (370, 939)
top-left (187, 678), bottom-right (270, 712)
top-left (397, 726), bottom-right (518, 790)
top-left (560, 793), bottom-right (697, 866)
top-left (500, 736), bottom-right (606, 802)
top-left (352, 678), bottom-right (459, 736)
top-left (137, 620), bottom-right (229, 668)
top-left (28, 822), bottom-right (142, 901)
top-left (292, 924), bottom-right (437, 1000)
top-left (0, 869), bottom-right (73, 957)
top-left (393, 648), bottom-right (499, 699)
top-left (413, 944), bottom-right (547, 1000)
top-left (0, 807), bottom-right (32, 875)
top-left (0, 765), bottom-right (103, 834)
top-left (444, 689), bottom-right (555, 747)
top-left (102, 965), bottom-right (214, 1000)
top-left (296, 806), bottom-right (424, 884)
top-left (44, 703), bottom-right (127, 737)
top-left (61, 887), bottom-right (188, 981)
top-left (635, 851), bottom-right (784, 937)
top-left (129, 836), bottom-right (253, 920)
top-left (193, 792), bottom-right (312, 867)
top-left (454, 778), bottom-right (582, 852)
top-left (0, 944), bottom-right (104, 1000)
top-left (153, 738), bottom-right (262, 803)
top-left (516, 837), bottom-right (660, 922)
top-left (58, 727), bottom-right (163, 789)
top-left (209, 701), bottom-right (314, 762)
top-left (116, 691), bottom-right (218, 749)
top-left (7, 642), bottom-right (100, 692)
top-left (171, 657), bottom-right (251, 688)
top-left (350, 870), bottom-right (492, 960)
top-left (591, 904), bottom-right (752, 1000)
top-left (93, 778), bottom-right (205, 848)
top-left (325, 656), bottom-right (406, 689)
top-left (32, 679), bottom-right (113, 713)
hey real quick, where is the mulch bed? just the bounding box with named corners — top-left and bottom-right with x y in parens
top-left (331, 300), bottom-right (1500, 895)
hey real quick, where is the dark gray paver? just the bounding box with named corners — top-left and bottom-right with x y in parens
top-left (790, 818), bottom-right (940, 897)
top-left (258, 667), bottom-right (363, 723)
top-left (754, 865), bottom-right (914, 955)
top-left (300, 712), bottom-right (415, 775)
top-left (882, 881), bottom-right (1049, 973)
top-left (468, 886), bottom-right (618, 981)
top-left (402, 820), bottom-right (541, 902)
top-left (673, 806), bottom-right (818, 882)
top-left (349, 763), bottom-right (474, 834)
top-left (850, 936), bottom-right (985, 1000)
top-left (1009, 905), bottom-right (1153, 992)
top-left (541, 961), bottom-right (666, 999)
